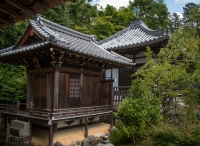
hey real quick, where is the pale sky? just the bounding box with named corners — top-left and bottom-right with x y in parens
top-left (92, 0), bottom-right (200, 18)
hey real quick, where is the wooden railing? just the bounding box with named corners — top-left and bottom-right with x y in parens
top-left (113, 86), bottom-right (131, 107)
top-left (30, 105), bottom-right (112, 119)
top-left (0, 102), bottom-right (34, 114)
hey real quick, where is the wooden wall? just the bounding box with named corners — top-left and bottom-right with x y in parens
top-left (100, 80), bottom-right (113, 105)
top-left (27, 67), bottom-right (113, 110)
top-left (58, 73), bottom-right (69, 109)
top-left (27, 72), bottom-right (54, 109)
top-left (82, 76), bottom-right (100, 107)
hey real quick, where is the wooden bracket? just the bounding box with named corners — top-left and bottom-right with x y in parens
top-left (50, 48), bottom-right (64, 67)
top-left (32, 56), bottom-right (41, 71)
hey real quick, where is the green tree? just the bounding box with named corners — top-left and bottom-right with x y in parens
top-left (0, 20), bottom-right (28, 49)
top-left (183, 2), bottom-right (200, 18)
top-left (114, 6), bottom-right (200, 145)
top-left (0, 63), bottom-right (27, 104)
top-left (128, 0), bottom-right (170, 30)
top-left (42, 4), bottom-right (71, 28)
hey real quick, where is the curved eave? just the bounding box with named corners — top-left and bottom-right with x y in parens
top-left (106, 36), bottom-right (169, 51)
top-left (0, 42), bottom-right (135, 68)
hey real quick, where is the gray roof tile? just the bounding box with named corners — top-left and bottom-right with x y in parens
top-left (98, 19), bottom-right (170, 50)
top-left (0, 15), bottom-right (135, 67)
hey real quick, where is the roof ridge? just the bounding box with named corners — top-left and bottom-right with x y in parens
top-left (98, 19), bottom-right (170, 46)
top-left (130, 19), bottom-right (168, 36)
top-left (35, 15), bottom-right (96, 42)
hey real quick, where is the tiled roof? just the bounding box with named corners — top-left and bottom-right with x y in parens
top-left (0, 15), bottom-right (135, 67)
top-left (98, 19), bottom-right (170, 50)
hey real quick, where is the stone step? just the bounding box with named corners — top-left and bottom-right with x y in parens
top-left (10, 126), bottom-right (27, 137)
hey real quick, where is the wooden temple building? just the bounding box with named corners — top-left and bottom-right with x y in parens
top-left (99, 19), bottom-right (170, 87)
top-left (0, 15), bottom-right (135, 146)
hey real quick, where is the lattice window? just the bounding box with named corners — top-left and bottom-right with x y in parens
top-left (69, 79), bottom-right (79, 98)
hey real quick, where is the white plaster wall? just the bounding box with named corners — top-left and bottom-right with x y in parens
top-left (135, 57), bottom-right (146, 63)
top-left (124, 53), bottom-right (133, 59)
top-left (135, 51), bottom-right (145, 57)
top-left (105, 69), bottom-right (119, 87)
top-left (58, 117), bottom-right (99, 128)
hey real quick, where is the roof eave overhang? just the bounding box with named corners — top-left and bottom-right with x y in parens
top-left (106, 37), bottom-right (169, 52)
top-left (0, 43), bottom-right (135, 68)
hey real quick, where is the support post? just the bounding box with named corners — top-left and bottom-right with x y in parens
top-left (110, 79), bottom-right (114, 129)
top-left (1, 114), bottom-right (5, 128)
top-left (53, 69), bottom-right (59, 110)
top-left (80, 68), bottom-right (83, 107)
top-left (110, 113), bottom-right (113, 129)
top-left (29, 119), bottom-right (32, 140)
top-left (80, 119), bottom-right (83, 127)
top-left (29, 102), bottom-right (33, 115)
top-left (6, 123), bottom-right (9, 144)
top-left (85, 117), bottom-right (88, 138)
top-left (16, 101), bottom-right (20, 113)
top-left (111, 68), bottom-right (113, 79)
top-left (26, 74), bottom-right (31, 110)
top-left (48, 120), bottom-right (53, 146)
top-left (53, 123), bottom-right (58, 132)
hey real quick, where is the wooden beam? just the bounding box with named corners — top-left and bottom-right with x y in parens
top-left (0, 6), bottom-right (22, 19)
top-left (6, 0), bottom-right (36, 15)
top-left (15, 23), bottom-right (33, 48)
top-left (0, 23), bottom-right (6, 29)
top-left (32, 0), bottom-right (50, 11)
top-left (0, 15), bottom-right (15, 24)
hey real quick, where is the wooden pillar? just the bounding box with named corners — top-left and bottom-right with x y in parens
top-left (85, 117), bottom-right (88, 138)
top-left (16, 101), bottom-right (20, 113)
top-left (6, 123), bottom-right (9, 144)
top-left (29, 102), bottom-right (33, 115)
top-left (110, 112), bottom-right (113, 129)
top-left (109, 79), bottom-right (114, 107)
top-left (48, 120), bottom-right (53, 146)
top-left (80, 119), bottom-right (83, 127)
top-left (110, 79), bottom-right (114, 129)
top-left (53, 69), bottom-right (59, 109)
top-left (26, 74), bottom-right (31, 110)
top-left (111, 68), bottom-right (113, 79)
top-left (53, 123), bottom-right (58, 132)
top-left (1, 114), bottom-right (5, 128)
top-left (80, 68), bottom-right (83, 107)
top-left (29, 119), bottom-right (32, 140)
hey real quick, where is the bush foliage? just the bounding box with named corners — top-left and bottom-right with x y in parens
top-left (0, 62), bottom-right (27, 104)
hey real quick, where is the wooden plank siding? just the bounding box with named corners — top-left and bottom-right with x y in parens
top-left (58, 73), bottom-right (69, 109)
top-left (47, 73), bottom-right (54, 109)
top-left (82, 76), bottom-right (100, 107)
top-left (100, 80), bottom-right (114, 105)
top-left (34, 74), bottom-right (47, 109)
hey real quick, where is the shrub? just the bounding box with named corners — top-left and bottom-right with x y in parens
top-left (114, 96), bottom-right (162, 145)
top-left (109, 128), bottom-right (132, 145)
top-left (150, 123), bottom-right (200, 146)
